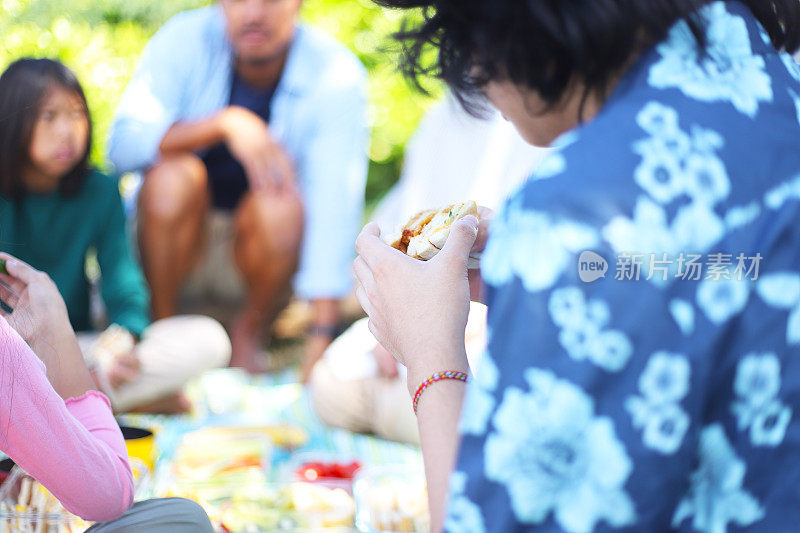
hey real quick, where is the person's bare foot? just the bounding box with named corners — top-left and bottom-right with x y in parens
top-left (126, 391), bottom-right (192, 415)
top-left (229, 312), bottom-right (268, 374)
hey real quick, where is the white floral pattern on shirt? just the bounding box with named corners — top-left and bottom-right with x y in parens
top-left (535, 152), bottom-right (567, 179)
top-left (780, 52), bottom-right (800, 83)
top-left (626, 352), bottom-right (691, 454)
top-left (731, 352), bottom-right (792, 446)
top-left (649, 3), bottom-right (773, 117)
top-left (789, 88), bottom-right (800, 128)
top-left (672, 424), bottom-right (765, 532)
top-left (724, 201), bottom-right (762, 231)
top-left (632, 103), bottom-right (730, 208)
top-left (696, 277), bottom-right (751, 325)
top-left (485, 368), bottom-right (636, 533)
top-left (604, 105), bottom-right (730, 283)
top-left (764, 173), bottom-right (800, 211)
top-left (755, 272), bottom-right (800, 345)
top-left (444, 471), bottom-right (486, 533)
top-left (460, 350), bottom-right (500, 436)
top-left (669, 299), bottom-right (696, 336)
top-left (549, 287), bottom-right (633, 372)
top-left (482, 198), bottom-right (598, 292)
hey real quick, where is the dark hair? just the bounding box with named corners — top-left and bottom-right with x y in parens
top-left (375, 0), bottom-right (800, 115)
top-left (0, 58), bottom-right (92, 200)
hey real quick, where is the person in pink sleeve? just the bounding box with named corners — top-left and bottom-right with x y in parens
top-left (0, 253), bottom-right (213, 531)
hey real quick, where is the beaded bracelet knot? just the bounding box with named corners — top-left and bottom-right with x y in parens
top-left (412, 371), bottom-right (469, 415)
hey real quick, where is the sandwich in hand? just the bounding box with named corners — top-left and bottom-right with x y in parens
top-left (386, 201), bottom-right (481, 267)
top-left (89, 324), bottom-right (136, 371)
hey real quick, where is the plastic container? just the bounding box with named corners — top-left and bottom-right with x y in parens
top-left (0, 457), bottom-right (152, 532)
top-left (129, 457), bottom-right (152, 501)
top-left (216, 481), bottom-right (357, 532)
top-left (353, 465), bottom-right (429, 533)
top-left (285, 452), bottom-right (363, 494)
top-left (0, 507), bottom-right (87, 532)
top-left (0, 459), bottom-right (15, 486)
top-left (0, 467), bottom-right (93, 532)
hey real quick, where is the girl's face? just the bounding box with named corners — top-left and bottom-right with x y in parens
top-left (25, 85), bottom-right (88, 190)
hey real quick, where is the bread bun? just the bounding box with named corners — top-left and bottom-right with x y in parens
top-left (387, 201), bottom-right (480, 266)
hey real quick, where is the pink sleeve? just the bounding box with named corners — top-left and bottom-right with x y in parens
top-left (0, 318), bottom-right (134, 521)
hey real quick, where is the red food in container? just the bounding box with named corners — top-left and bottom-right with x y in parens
top-left (295, 460), bottom-right (362, 481)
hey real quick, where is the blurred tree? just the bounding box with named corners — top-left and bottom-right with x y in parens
top-left (0, 0), bottom-right (440, 206)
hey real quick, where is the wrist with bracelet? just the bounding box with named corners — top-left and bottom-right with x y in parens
top-left (412, 370), bottom-right (469, 415)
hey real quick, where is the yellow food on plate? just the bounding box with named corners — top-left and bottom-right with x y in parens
top-left (218, 483), bottom-right (355, 532)
top-left (181, 425), bottom-right (308, 450)
top-left (166, 427), bottom-right (273, 504)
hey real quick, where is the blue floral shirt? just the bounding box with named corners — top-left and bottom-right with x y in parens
top-left (448, 3), bottom-right (800, 532)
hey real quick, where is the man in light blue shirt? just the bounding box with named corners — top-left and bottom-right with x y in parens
top-left (108, 0), bottom-right (368, 376)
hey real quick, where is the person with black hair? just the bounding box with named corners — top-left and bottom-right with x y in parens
top-left (0, 58), bottom-right (231, 415)
top-left (354, 1), bottom-right (800, 532)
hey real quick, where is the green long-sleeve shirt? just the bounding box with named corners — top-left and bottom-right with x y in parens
top-left (0, 170), bottom-right (150, 337)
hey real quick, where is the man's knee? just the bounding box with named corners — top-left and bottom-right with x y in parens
top-left (235, 190), bottom-right (304, 257)
top-left (140, 153), bottom-right (208, 223)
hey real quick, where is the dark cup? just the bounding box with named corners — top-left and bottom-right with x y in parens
top-left (0, 458), bottom-right (15, 485)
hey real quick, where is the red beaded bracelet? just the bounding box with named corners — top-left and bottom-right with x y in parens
top-left (412, 371), bottom-right (469, 415)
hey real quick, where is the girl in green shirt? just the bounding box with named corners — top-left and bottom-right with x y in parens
top-left (0, 58), bottom-right (230, 413)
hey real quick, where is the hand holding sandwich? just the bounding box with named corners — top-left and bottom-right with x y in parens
top-left (88, 325), bottom-right (141, 389)
top-left (354, 210), bottom-right (484, 533)
top-left (354, 215), bottom-right (479, 389)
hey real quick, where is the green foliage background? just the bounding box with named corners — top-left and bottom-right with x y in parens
top-left (0, 0), bottom-right (440, 206)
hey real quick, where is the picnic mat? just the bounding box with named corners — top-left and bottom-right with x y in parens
top-left (117, 368), bottom-right (423, 494)
top-left (0, 368), bottom-right (427, 532)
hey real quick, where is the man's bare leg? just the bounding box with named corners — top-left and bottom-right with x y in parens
top-left (231, 190), bottom-right (304, 372)
top-left (138, 154), bottom-right (209, 320)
